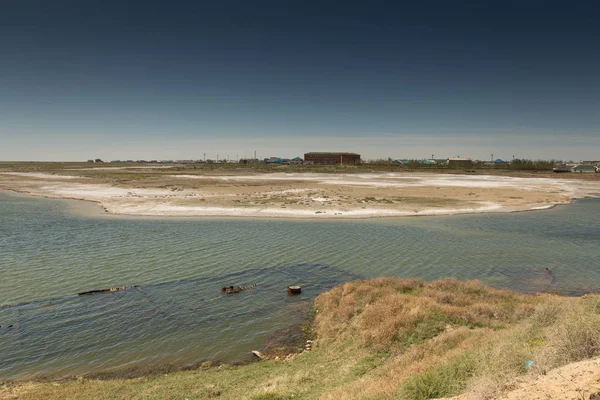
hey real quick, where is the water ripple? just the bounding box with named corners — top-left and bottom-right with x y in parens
top-left (1, 193), bottom-right (600, 380)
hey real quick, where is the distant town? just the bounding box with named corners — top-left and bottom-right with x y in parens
top-left (87, 151), bottom-right (600, 173)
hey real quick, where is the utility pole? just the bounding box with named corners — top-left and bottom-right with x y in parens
top-left (204, 153), bottom-right (206, 162)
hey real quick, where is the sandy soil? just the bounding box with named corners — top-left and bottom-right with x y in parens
top-left (1, 170), bottom-right (599, 218)
top-left (449, 357), bottom-right (600, 400)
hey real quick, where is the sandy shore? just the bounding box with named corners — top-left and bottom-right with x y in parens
top-left (1, 170), bottom-right (599, 218)
top-left (450, 357), bottom-right (600, 400)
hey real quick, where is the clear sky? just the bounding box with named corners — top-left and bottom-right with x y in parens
top-left (1, 1), bottom-right (599, 161)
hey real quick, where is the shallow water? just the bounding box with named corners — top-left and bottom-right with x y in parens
top-left (1, 192), bottom-right (600, 380)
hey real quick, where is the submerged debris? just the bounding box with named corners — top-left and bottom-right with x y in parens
top-left (78, 286), bottom-right (127, 296)
top-left (221, 284), bottom-right (258, 294)
top-left (221, 286), bottom-right (243, 294)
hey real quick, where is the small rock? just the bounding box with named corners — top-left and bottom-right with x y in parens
top-left (590, 392), bottom-right (600, 400)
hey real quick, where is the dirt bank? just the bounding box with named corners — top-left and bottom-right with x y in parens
top-left (449, 357), bottom-right (600, 400)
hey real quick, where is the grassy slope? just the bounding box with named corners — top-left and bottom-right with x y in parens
top-left (2, 278), bottom-right (600, 400)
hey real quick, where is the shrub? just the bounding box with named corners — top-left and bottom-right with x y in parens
top-left (547, 308), bottom-right (600, 364)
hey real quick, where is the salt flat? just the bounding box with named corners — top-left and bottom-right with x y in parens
top-left (1, 169), bottom-right (599, 218)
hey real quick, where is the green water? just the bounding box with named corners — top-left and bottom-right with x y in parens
top-left (1, 192), bottom-right (599, 380)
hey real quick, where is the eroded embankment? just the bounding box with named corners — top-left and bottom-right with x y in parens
top-left (3, 278), bottom-right (600, 400)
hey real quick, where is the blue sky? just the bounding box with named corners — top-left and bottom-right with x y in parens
top-left (1, 1), bottom-right (599, 161)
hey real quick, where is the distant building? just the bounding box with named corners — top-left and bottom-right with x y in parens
top-left (239, 158), bottom-right (260, 164)
top-left (553, 163), bottom-right (572, 173)
top-left (289, 157), bottom-right (304, 165)
top-left (304, 152), bottom-right (361, 165)
top-left (572, 164), bottom-right (598, 173)
top-left (447, 157), bottom-right (473, 168)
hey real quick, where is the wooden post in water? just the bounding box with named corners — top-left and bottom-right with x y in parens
top-left (287, 286), bottom-right (301, 295)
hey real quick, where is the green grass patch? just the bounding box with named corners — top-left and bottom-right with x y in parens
top-left (351, 352), bottom-right (390, 377)
top-left (398, 354), bottom-right (478, 400)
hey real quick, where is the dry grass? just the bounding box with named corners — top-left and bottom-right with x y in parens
top-left (314, 278), bottom-right (600, 399)
top-left (3, 278), bottom-right (600, 400)
top-left (314, 278), bottom-right (536, 349)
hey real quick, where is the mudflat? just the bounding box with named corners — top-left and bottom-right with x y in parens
top-left (1, 163), bottom-right (599, 218)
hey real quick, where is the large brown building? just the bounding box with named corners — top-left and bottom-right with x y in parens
top-left (447, 157), bottom-right (473, 168)
top-left (304, 152), bottom-right (361, 165)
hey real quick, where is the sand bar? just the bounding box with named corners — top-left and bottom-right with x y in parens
top-left (1, 170), bottom-right (599, 218)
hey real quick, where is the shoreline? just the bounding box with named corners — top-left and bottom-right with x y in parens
top-left (4, 278), bottom-right (600, 400)
top-left (2, 276), bottom-right (596, 387)
top-left (0, 342), bottom-right (259, 386)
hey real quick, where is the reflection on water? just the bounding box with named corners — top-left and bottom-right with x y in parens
top-left (1, 192), bottom-right (599, 380)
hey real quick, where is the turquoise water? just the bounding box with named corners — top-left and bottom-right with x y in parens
top-left (1, 192), bottom-right (600, 380)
